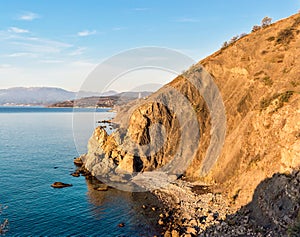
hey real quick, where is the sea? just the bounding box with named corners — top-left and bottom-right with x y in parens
top-left (0, 107), bottom-right (162, 236)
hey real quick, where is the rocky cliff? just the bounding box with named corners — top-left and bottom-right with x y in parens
top-left (80, 13), bottom-right (300, 234)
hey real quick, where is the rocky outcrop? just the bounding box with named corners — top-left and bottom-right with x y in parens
top-left (79, 12), bottom-right (300, 234)
top-left (80, 79), bottom-right (212, 188)
top-left (82, 12), bottom-right (300, 203)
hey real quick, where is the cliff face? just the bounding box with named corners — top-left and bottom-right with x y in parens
top-left (82, 13), bottom-right (300, 206)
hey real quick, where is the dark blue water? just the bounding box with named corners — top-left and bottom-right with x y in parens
top-left (0, 107), bottom-right (162, 236)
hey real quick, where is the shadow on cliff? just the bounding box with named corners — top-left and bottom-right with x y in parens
top-left (204, 169), bottom-right (300, 236)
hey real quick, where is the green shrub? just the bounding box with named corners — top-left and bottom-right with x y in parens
top-left (261, 76), bottom-right (273, 86)
top-left (280, 90), bottom-right (294, 103)
top-left (290, 81), bottom-right (299, 87)
top-left (276, 27), bottom-right (294, 45)
top-left (260, 91), bottom-right (294, 111)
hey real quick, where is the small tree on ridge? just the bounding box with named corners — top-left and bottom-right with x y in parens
top-left (262, 16), bottom-right (272, 28)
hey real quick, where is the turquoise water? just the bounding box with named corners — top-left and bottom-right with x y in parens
top-left (0, 107), bottom-right (161, 236)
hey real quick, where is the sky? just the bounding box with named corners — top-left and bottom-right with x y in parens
top-left (0, 0), bottom-right (299, 92)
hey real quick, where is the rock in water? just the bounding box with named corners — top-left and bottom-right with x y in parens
top-left (73, 157), bottom-right (83, 166)
top-left (118, 222), bottom-right (125, 227)
top-left (51, 182), bottom-right (73, 188)
top-left (94, 184), bottom-right (109, 191)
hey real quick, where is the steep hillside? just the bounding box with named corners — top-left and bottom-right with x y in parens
top-left (80, 12), bottom-right (300, 227)
top-left (198, 13), bottom-right (300, 206)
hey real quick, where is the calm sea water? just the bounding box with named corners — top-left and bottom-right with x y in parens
top-left (0, 107), bottom-right (162, 236)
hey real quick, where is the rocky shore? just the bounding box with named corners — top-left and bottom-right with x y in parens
top-left (74, 154), bottom-right (300, 237)
top-left (152, 170), bottom-right (300, 237)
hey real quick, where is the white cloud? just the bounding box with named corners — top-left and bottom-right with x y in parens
top-left (9, 27), bottom-right (29, 34)
top-left (77, 30), bottom-right (97, 37)
top-left (18, 12), bottom-right (40, 21)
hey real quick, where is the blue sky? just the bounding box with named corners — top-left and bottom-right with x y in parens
top-left (0, 0), bottom-right (299, 91)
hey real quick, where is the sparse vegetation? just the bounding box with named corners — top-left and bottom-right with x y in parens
top-left (290, 81), bottom-right (300, 87)
top-left (261, 76), bottom-right (273, 86)
top-left (292, 16), bottom-right (300, 27)
top-left (221, 41), bottom-right (229, 49)
top-left (267, 36), bottom-right (275, 41)
top-left (237, 93), bottom-right (251, 115)
top-left (239, 33), bottom-right (247, 38)
top-left (254, 70), bottom-right (264, 77)
top-left (252, 16), bottom-right (272, 33)
top-left (260, 91), bottom-right (294, 111)
top-left (252, 25), bottom-right (261, 32)
top-left (261, 50), bottom-right (268, 55)
top-left (221, 33), bottom-right (248, 49)
top-left (229, 35), bottom-right (239, 44)
top-left (261, 16), bottom-right (272, 28)
top-left (276, 27), bottom-right (294, 45)
top-left (254, 71), bottom-right (273, 86)
top-left (280, 90), bottom-right (294, 103)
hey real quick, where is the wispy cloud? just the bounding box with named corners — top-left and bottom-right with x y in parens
top-left (70, 60), bottom-right (97, 68)
top-left (7, 52), bottom-right (36, 58)
top-left (10, 37), bottom-right (72, 54)
top-left (77, 30), bottom-right (97, 37)
top-left (69, 47), bottom-right (86, 56)
top-left (133, 8), bottom-right (149, 11)
top-left (112, 27), bottom-right (127, 31)
top-left (0, 64), bottom-right (12, 69)
top-left (8, 27), bottom-right (29, 34)
top-left (18, 12), bottom-right (40, 21)
top-left (39, 59), bottom-right (64, 64)
top-left (175, 17), bottom-right (199, 23)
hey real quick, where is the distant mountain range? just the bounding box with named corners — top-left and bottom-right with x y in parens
top-left (0, 87), bottom-right (118, 105)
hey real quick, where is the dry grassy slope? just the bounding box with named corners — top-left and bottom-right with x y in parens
top-left (196, 13), bottom-right (300, 206)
